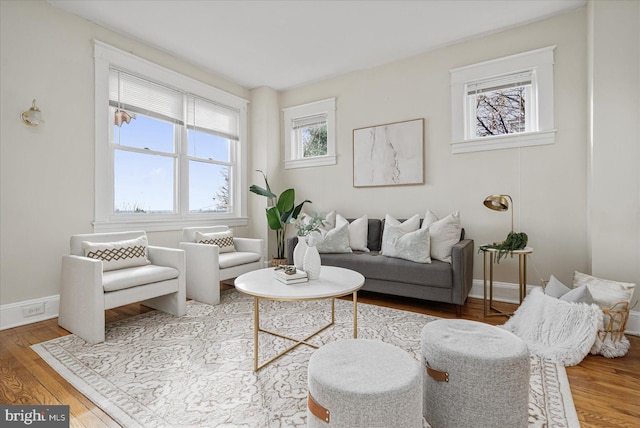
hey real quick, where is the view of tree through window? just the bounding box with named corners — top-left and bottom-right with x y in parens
top-left (475, 86), bottom-right (526, 137)
top-left (302, 123), bottom-right (327, 157)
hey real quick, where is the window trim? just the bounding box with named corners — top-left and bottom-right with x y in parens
top-left (93, 40), bottom-right (248, 232)
top-left (450, 46), bottom-right (556, 154)
top-left (283, 98), bottom-right (336, 169)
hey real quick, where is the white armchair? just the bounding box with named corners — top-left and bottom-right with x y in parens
top-left (179, 226), bottom-right (264, 305)
top-left (58, 230), bottom-right (186, 344)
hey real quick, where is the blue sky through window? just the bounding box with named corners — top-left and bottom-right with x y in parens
top-left (113, 113), bottom-right (230, 213)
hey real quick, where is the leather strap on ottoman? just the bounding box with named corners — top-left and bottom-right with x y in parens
top-left (308, 393), bottom-right (330, 423)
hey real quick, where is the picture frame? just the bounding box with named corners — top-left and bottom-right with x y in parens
top-left (352, 118), bottom-right (424, 187)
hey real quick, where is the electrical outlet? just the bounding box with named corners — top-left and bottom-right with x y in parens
top-left (22, 302), bottom-right (45, 317)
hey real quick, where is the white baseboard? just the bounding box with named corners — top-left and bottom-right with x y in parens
top-left (0, 294), bottom-right (60, 331)
top-left (469, 279), bottom-right (640, 337)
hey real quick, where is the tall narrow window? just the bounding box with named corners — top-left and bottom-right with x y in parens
top-left (110, 70), bottom-right (182, 214)
top-left (186, 95), bottom-right (239, 213)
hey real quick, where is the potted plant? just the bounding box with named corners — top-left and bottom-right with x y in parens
top-left (292, 212), bottom-right (326, 269)
top-left (250, 171), bottom-right (310, 266)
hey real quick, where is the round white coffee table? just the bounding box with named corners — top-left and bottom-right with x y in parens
top-left (235, 266), bottom-right (365, 371)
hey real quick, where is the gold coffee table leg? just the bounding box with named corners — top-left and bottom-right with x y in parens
top-left (353, 291), bottom-right (358, 338)
top-left (253, 297), bottom-right (259, 371)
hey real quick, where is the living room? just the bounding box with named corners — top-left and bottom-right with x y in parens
top-left (1, 0), bottom-right (638, 427)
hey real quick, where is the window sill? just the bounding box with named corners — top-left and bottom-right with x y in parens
top-left (451, 129), bottom-right (556, 154)
top-left (284, 155), bottom-right (336, 169)
top-left (93, 216), bottom-right (248, 233)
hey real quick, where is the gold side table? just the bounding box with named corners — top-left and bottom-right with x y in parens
top-left (482, 247), bottom-right (533, 317)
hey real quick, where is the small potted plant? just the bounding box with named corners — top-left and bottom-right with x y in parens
top-left (293, 212), bottom-right (326, 269)
top-left (250, 171), bottom-right (310, 266)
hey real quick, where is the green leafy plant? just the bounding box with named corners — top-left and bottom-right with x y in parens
top-left (249, 171), bottom-right (310, 260)
top-left (294, 212), bottom-right (326, 237)
top-left (479, 231), bottom-right (528, 263)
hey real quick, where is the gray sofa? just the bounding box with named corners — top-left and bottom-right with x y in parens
top-left (287, 218), bottom-right (474, 316)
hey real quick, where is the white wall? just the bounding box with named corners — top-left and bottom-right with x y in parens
top-left (588, 0), bottom-right (640, 301)
top-left (248, 86), bottom-right (281, 261)
top-left (0, 0), bottom-right (250, 307)
top-left (278, 8), bottom-right (589, 285)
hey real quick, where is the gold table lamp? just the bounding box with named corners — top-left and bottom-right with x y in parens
top-left (483, 194), bottom-right (513, 232)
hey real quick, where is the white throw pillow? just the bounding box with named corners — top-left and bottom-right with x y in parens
top-left (426, 212), bottom-right (462, 263)
top-left (384, 213), bottom-right (420, 231)
top-left (573, 271), bottom-right (636, 332)
top-left (420, 210), bottom-right (439, 229)
top-left (315, 223), bottom-right (352, 254)
top-left (559, 284), bottom-right (595, 304)
top-left (381, 214), bottom-right (420, 255)
top-left (573, 271), bottom-right (636, 309)
top-left (380, 224), bottom-right (431, 264)
top-left (321, 210), bottom-right (337, 231)
top-left (336, 213), bottom-right (369, 252)
top-left (196, 230), bottom-right (236, 253)
top-left (82, 235), bottom-right (151, 272)
top-left (544, 275), bottom-right (571, 298)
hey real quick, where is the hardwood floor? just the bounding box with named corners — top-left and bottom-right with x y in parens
top-left (1, 289), bottom-right (638, 428)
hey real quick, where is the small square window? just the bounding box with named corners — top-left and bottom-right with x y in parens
top-left (450, 46), bottom-right (556, 154)
top-left (466, 71), bottom-right (534, 139)
top-left (283, 98), bottom-right (336, 169)
top-left (293, 114), bottom-right (328, 158)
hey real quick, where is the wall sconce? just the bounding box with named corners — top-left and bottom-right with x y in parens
top-left (21, 99), bottom-right (43, 126)
top-left (483, 194), bottom-right (514, 232)
top-left (114, 109), bottom-right (136, 126)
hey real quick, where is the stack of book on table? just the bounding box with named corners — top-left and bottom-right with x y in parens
top-left (274, 268), bottom-right (308, 285)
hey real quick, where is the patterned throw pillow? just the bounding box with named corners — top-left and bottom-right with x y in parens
top-left (380, 214), bottom-right (420, 255)
top-left (380, 224), bottom-right (431, 263)
top-left (82, 235), bottom-right (151, 272)
top-left (315, 223), bottom-right (352, 254)
top-left (196, 230), bottom-right (236, 253)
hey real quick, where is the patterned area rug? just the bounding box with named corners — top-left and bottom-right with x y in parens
top-left (33, 290), bottom-right (579, 427)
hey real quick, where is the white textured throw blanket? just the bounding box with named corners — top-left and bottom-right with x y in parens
top-left (501, 287), bottom-right (602, 366)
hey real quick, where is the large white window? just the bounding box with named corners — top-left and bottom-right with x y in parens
top-left (450, 46), bottom-right (556, 154)
top-left (94, 41), bottom-right (248, 232)
top-left (283, 98), bottom-right (336, 169)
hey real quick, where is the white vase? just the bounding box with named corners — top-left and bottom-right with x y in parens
top-left (303, 243), bottom-right (322, 280)
top-left (293, 236), bottom-right (307, 270)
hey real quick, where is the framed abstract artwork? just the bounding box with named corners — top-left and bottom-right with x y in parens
top-left (353, 118), bottom-right (424, 187)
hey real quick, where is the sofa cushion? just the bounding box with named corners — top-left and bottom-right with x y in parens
top-left (219, 251), bottom-right (261, 269)
top-left (321, 252), bottom-right (452, 289)
top-left (365, 219), bottom-right (382, 251)
top-left (103, 265), bottom-right (179, 292)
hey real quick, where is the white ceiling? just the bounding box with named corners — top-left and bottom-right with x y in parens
top-left (48, 0), bottom-right (585, 90)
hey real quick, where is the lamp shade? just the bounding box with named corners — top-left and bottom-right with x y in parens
top-left (483, 194), bottom-right (514, 231)
top-left (483, 194), bottom-right (510, 212)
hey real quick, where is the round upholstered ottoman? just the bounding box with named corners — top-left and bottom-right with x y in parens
top-left (307, 339), bottom-right (422, 427)
top-left (421, 319), bottom-right (530, 428)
